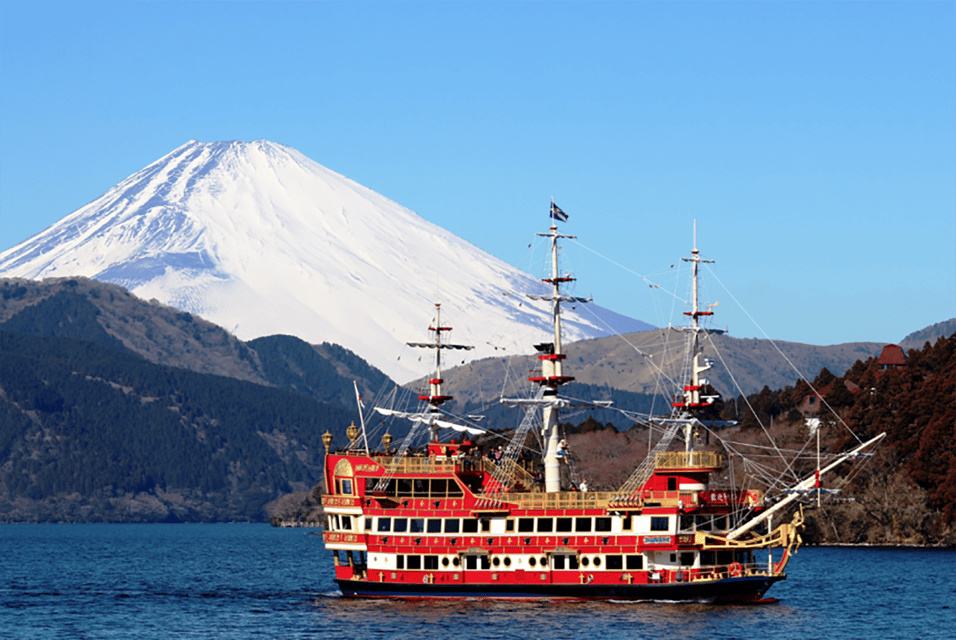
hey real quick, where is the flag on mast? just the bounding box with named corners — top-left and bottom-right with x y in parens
top-left (550, 200), bottom-right (569, 223)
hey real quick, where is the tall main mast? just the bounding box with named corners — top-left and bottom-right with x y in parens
top-left (529, 203), bottom-right (582, 492)
top-left (671, 220), bottom-right (716, 451)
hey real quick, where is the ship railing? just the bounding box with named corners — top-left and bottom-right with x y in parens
top-left (689, 561), bottom-right (774, 581)
top-left (365, 456), bottom-right (461, 476)
top-left (504, 491), bottom-right (616, 509)
top-left (654, 450), bottom-right (722, 470)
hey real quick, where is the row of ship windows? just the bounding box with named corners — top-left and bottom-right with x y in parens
top-left (337, 550), bottom-right (755, 571)
top-left (393, 553), bottom-right (645, 571)
top-left (328, 515), bottom-right (673, 535)
top-left (334, 478), bottom-right (467, 498)
top-left (680, 515), bottom-right (732, 531)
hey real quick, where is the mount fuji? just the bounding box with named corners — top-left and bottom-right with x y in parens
top-left (0, 140), bottom-right (651, 383)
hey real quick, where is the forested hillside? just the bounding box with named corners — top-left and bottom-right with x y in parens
top-left (0, 330), bottom-right (358, 522)
top-left (718, 333), bottom-right (956, 544)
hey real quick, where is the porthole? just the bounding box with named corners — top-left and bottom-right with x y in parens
top-left (442, 557), bottom-right (450, 567)
top-left (593, 557), bottom-right (602, 567)
top-left (581, 556), bottom-right (590, 567)
top-left (541, 556), bottom-right (548, 567)
top-left (492, 557), bottom-right (501, 567)
top-left (529, 557), bottom-right (537, 568)
top-left (452, 557), bottom-right (460, 567)
top-left (504, 557), bottom-right (512, 567)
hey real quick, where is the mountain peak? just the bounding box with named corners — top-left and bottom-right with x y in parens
top-left (0, 140), bottom-right (651, 382)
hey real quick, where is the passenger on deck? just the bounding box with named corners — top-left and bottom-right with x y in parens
top-left (557, 439), bottom-right (569, 464)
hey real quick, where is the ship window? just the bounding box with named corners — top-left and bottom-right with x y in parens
top-left (431, 479), bottom-right (448, 496)
top-left (670, 553), bottom-right (677, 563)
top-left (414, 479), bottom-right (428, 496)
top-left (622, 515), bottom-right (633, 531)
top-left (444, 519), bottom-right (460, 534)
top-left (518, 518), bottom-right (535, 533)
top-left (424, 555), bottom-right (439, 570)
top-left (651, 517), bottom-right (670, 532)
top-left (575, 517), bottom-right (592, 533)
top-left (701, 551), bottom-right (716, 566)
top-left (696, 515), bottom-right (712, 531)
top-left (568, 555), bottom-right (579, 570)
top-left (393, 518), bottom-right (408, 533)
top-left (410, 519), bottom-right (425, 533)
top-left (383, 479), bottom-right (397, 496)
top-left (492, 557), bottom-right (500, 568)
top-left (679, 515), bottom-right (695, 532)
top-left (714, 516), bottom-right (727, 530)
top-left (427, 519), bottom-right (442, 533)
top-left (481, 555), bottom-right (490, 570)
top-left (553, 555), bottom-right (565, 570)
top-left (503, 557), bottom-right (511, 567)
top-left (442, 557), bottom-right (450, 568)
top-left (626, 555), bottom-right (643, 570)
top-left (556, 518), bottom-right (573, 532)
top-left (667, 477), bottom-right (677, 491)
top-left (407, 555), bottom-right (422, 570)
top-left (681, 552), bottom-right (695, 566)
top-left (595, 517), bottom-right (612, 532)
top-left (465, 556), bottom-right (477, 570)
top-left (447, 480), bottom-right (464, 497)
top-left (462, 519), bottom-right (479, 533)
top-left (365, 517), bottom-right (373, 531)
top-left (581, 556), bottom-right (590, 567)
top-left (340, 516), bottom-right (352, 530)
top-left (338, 479), bottom-right (353, 495)
top-left (396, 555), bottom-right (405, 570)
top-left (529, 557), bottom-right (537, 567)
top-left (480, 519), bottom-right (490, 533)
top-left (606, 555), bottom-right (623, 570)
top-left (397, 479), bottom-right (413, 496)
top-left (378, 518), bottom-right (391, 532)
top-left (593, 556), bottom-right (602, 567)
top-left (505, 519), bottom-right (515, 533)
top-left (717, 550), bottom-right (733, 565)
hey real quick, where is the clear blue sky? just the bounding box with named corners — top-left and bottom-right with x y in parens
top-left (2, 1), bottom-right (953, 347)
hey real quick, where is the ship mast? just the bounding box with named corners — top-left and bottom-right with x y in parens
top-left (530, 201), bottom-right (581, 492)
top-left (671, 220), bottom-right (715, 451)
top-left (406, 301), bottom-right (473, 441)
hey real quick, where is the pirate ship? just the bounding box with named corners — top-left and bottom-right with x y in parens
top-left (320, 205), bottom-right (883, 601)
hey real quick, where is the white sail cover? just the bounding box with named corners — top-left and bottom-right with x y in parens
top-left (373, 407), bottom-right (486, 435)
top-left (525, 294), bottom-right (592, 303)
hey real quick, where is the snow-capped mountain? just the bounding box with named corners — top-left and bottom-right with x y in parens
top-left (0, 140), bottom-right (651, 382)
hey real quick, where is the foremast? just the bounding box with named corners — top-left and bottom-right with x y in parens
top-left (406, 301), bottom-right (474, 441)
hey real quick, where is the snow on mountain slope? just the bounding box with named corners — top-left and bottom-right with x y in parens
top-left (0, 140), bottom-right (652, 382)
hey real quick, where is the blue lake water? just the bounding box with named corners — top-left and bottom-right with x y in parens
top-left (1, 524), bottom-right (953, 639)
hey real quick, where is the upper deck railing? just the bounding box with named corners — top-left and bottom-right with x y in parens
top-left (654, 451), bottom-right (722, 470)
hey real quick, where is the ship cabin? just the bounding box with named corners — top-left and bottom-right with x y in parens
top-left (320, 429), bottom-right (789, 593)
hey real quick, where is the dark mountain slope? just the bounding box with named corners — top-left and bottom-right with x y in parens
top-left (0, 330), bottom-right (355, 523)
